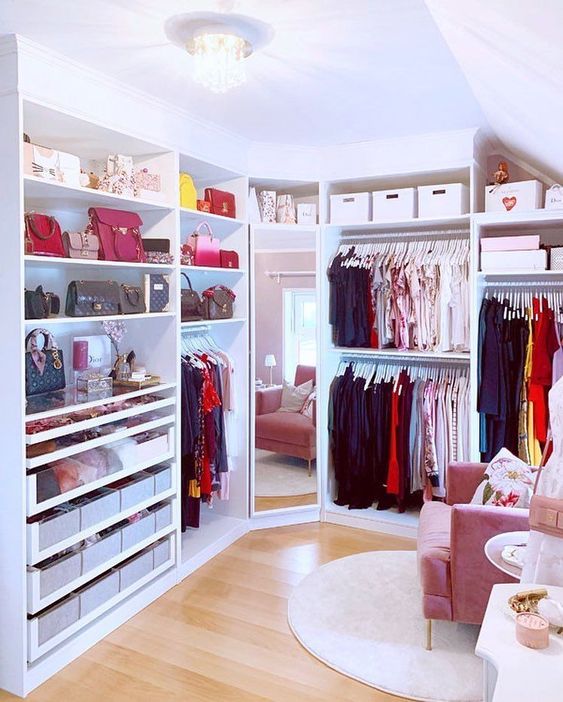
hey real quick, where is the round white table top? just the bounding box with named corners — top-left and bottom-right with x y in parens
top-left (484, 530), bottom-right (529, 579)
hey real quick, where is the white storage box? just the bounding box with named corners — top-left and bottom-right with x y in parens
top-left (481, 250), bottom-right (547, 272)
top-left (485, 180), bottom-right (543, 213)
top-left (23, 142), bottom-right (81, 187)
top-left (119, 549), bottom-right (153, 591)
top-left (149, 502), bottom-right (173, 532)
top-left (330, 192), bottom-right (371, 224)
top-left (152, 538), bottom-right (171, 568)
top-left (81, 528), bottom-right (121, 573)
top-left (28, 550), bottom-right (82, 610)
top-left (145, 464), bottom-right (172, 494)
top-left (118, 472), bottom-right (154, 510)
top-left (27, 504), bottom-right (80, 560)
top-left (77, 488), bottom-right (120, 530)
top-left (121, 512), bottom-right (156, 551)
top-left (481, 235), bottom-right (540, 252)
top-left (372, 187), bottom-right (417, 221)
top-left (79, 570), bottom-right (119, 617)
top-left (135, 432), bottom-right (169, 463)
top-left (29, 594), bottom-right (80, 657)
top-left (418, 183), bottom-right (469, 218)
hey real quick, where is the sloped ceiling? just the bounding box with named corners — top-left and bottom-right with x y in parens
top-left (425, 0), bottom-right (563, 181)
top-left (0, 0), bottom-right (487, 146)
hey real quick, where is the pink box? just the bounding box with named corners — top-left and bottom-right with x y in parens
top-left (481, 235), bottom-right (540, 252)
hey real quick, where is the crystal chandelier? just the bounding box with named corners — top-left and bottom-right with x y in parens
top-left (191, 32), bottom-right (249, 93)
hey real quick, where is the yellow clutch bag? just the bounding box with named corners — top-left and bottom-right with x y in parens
top-left (179, 172), bottom-right (197, 209)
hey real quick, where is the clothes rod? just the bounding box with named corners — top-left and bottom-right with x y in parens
top-left (340, 227), bottom-right (469, 241)
top-left (340, 353), bottom-right (470, 364)
top-left (265, 270), bottom-right (316, 283)
top-left (181, 325), bottom-right (211, 334)
top-left (484, 280), bottom-right (563, 288)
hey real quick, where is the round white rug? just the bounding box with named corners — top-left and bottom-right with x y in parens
top-left (288, 550), bottom-right (482, 702)
top-left (255, 449), bottom-right (317, 497)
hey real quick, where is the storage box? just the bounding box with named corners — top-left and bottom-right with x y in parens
top-left (145, 464), bottom-right (172, 495)
top-left (149, 502), bottom-right (172, 532)
top-left (121, 513), bottom-right (155, 551)
top-left (418, 183), bottom-right (469, 218)
top-left (481, 235), bottom-right (540, 252)
top-left (485, 180), bottom-right (543, 213)
top-left (550, 247), bottom-right (563, 270)
top-left (118, 472), bottom-right (154, 510)
top-left (79, 570), bottom-right (119, 617)
top-left (27, 504), bottom-right (80, 556)
top-left (481, 250), bottom-right (547, 272)
top-left (30, 550), bottom-right (82, 604)
top-left (152, 538), bottom-right (171, 568)
top-left (23, 142), bottom-right (81, 187)
top-left (81, 528), bottom-right (121, 573)
top-left (77, 488), bottom-right (120, 531)
top-left (135, 432), bottom-right (169, 463)
top-left (297, 203), bottom-right (317, 225)
top-left (119, 549), bottom-right (153, 591)
top-left (35, 594), bottom-right (80, 647)
top-left (330, 192), bottom-right (371, 224)
top-left (372, 187), bottom-right (417, 221)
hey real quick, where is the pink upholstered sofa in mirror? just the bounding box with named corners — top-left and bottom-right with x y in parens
top-left (417, 462), bottom-right (529, 649)
top-left (255, 365), bottom-right (316, 475)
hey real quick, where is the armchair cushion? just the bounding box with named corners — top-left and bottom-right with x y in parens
top-left (255, 386), bottom-right (282, 415)
top-left (255, 411), bottom-right (316, 448)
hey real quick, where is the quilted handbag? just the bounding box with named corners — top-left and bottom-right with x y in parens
top-left (180, 273), bottom-right (203, 322)
top-left (88, 207), bottom-right (146, 263)
top-left (119, 284), bottom-right (146, 315)
top-left (188, 222), bottom-right (221, 267)
top-left (63, 230), bottom-right (100, 260)
top-left (24, 213), bottom-right (65, 257)
top-left (202, 285), bottom-right (235, 320)
top-left (65, 280), bottom-right (120, 317)
top-left (204, 188), bottom-right (236, 218)
top-left (25, 328), bottom-right (66, 396)
top-left (25, 286), bottom-right (60, 319)
top-left (220, 250), bottom-right (239, 269)
top-left (144, 274), bottom-right (170, 313)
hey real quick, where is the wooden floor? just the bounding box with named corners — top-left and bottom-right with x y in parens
top-left (255, 492), bottom-right (318, 511)
top-left (3, 524), bottom-right (415, 702)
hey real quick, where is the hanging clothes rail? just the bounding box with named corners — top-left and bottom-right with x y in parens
top-left (340, 227), bottom-right (469, 241)
top-left (265, 270), bottom-right (316, 283)
top-left (340, 352), bottom-right (469, 364)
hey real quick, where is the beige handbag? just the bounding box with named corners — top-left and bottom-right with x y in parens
top-left (63, 230), bottom-right (100, 260)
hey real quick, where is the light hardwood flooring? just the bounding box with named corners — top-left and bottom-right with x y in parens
top-left (2, 524), bottom-right (415, 702)
top-left (255, 493), bottom-right (318, 511)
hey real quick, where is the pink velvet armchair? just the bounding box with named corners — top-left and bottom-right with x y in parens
top-left (255, 365), bottom-right (316, 475)
top-left (417, 462), bottom-right (529, 649)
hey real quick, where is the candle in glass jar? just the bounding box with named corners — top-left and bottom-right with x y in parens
top-left (72, 340), bottom-right (89, 371)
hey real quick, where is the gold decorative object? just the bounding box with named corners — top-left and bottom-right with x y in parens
top-left (508, 588), bottom-right (548, 614)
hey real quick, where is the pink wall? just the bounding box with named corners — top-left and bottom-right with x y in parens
top-left (254, 251), bottom-right (316, 385)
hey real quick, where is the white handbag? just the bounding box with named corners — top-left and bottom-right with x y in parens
top-left (98, 154), bottom-right (138, 198)
top-left (276, 194), bottom-right (296, 224)
top-left (258, 190), bottom-right (276, 223)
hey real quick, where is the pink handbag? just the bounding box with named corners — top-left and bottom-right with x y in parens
top-left (88, 207), bottom-right (146, 263)
top-left (529, 435), bottom-right (563, 537)
top-left (188, 222), bottom-right (220, 267)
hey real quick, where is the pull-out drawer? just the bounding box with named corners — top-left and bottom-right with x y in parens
top-left (27, 504), bottom-right (80, 562)
top-left (121, 513), bottom-right (156, 551)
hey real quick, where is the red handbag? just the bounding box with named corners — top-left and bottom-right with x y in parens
top-left (188, 222), bottom-right (221, 267)
top-left (88, 207), bottom-right (146, 263)
top-left (24, 213), bottom-right (65, 257)
top-left (204, 188), bottom-right (236, 218)
top-left (220, 250), bottom-right (239, 269)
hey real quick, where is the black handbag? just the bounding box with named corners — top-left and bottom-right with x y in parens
top-left (65, 280), bottom-right (120, 317)
top-left (180, 273), bottom-right (203, 321)
top-left (202, 285), bottom-right (235, 320)
top-left (119, 284), bottom-right (146, 314)
top-left (25, 328), bottom-right (66, 396)
top-left (25, 286), bottom-right (60, 319)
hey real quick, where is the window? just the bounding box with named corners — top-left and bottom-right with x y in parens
top-left (283, 289), bottom-right (317, 382)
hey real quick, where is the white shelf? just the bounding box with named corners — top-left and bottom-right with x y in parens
top-left (27, 486), bottom-right (176, 565)
top-left (25, 382), bottom-right (176, 422)
top-left (180, 317), bottom-right (246, 328)
top-left (478, 270), bottom-right (563, 280)
top-left (24, 312), bottom-right (175, 325)
top-left (473, 208), bottom-right (563, 228)
top-left (323, 214), bottom-right (470, 232)
top-left (26, 413), bottom-right (174, 469)
top-left (26, 395), bottom-right (175, 445)
top-left (24, 175), bottom-right (175, 213)
top-left (331, 347), bottom-right (470, 361)
top-left (24, 255), bottom-right (174, 271)
top-left (27, 450), bottom-right (174, 516)
top-left (180, 265), bottom-right (246, 275)
top-left (179, 206), bottom-right (245, 230)
top-left (27, 547), bottom-right (175, 663)
top-left (324, 503), bottom-right (419, 539)
top-left (28, 523), bottom-right (175, 613)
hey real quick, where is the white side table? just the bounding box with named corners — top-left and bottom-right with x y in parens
top-left (484, 530), bottom-right (529, 578)
top-left (476, 583), bottom-right (563, 702)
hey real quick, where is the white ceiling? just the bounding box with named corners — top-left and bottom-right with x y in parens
top-left (0, 0), bottom-right (487, 146)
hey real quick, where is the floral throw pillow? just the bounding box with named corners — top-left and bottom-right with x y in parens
top-left (471, 448), bottom-right (534, 508)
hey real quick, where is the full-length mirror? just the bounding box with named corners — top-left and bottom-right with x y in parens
top-left (250, 187), bottom-right (319, 513)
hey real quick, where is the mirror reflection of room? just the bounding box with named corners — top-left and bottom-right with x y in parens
top-left (254, 249), bottom-right (317, 512)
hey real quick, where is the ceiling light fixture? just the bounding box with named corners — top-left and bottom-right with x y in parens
top-left (165, 12), bottom-right (274, 94)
